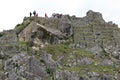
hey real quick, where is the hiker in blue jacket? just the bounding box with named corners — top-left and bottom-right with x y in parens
top-left (33, 10), bottom-right (36, 16)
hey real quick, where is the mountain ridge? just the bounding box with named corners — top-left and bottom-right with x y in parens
top-left (0, 10), bottom-right (120, 80)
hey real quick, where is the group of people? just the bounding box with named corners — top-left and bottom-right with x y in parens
top-left (30, 10), bottom-right (38, 17)
top-left (52, 13), bottom-right (63, 18)
top-left (29, 11), bottom-right (65, 18)
top-left (29, 10), bottom-right (48, 17)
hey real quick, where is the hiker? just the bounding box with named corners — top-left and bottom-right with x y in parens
top-left (45, 13), bottom-right (48, 17)
top-left (36, 13), bottom-right (38, 17)
top-left (33, 10), bottom-right (36, 16)
top-left (59, 14), bottom-right (63, 18)
top-left (52, 13), bottom-right (55, 17)
top-left (30, 12), bottom-right (32, 17)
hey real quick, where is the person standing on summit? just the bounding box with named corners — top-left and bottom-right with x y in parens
top-left (36, 13), bottom-right (38, 17)
top-left (45, 13), bottom-right (48, 17)
top-left (30, 12), bottom-right (32, 17)
top-left (33, 10), bottom-right (36, 16)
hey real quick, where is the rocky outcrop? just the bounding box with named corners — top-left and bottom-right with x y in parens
top-left (86, 10), bottom-right (105, 23)
top-left (18, 21), bottom-right (69, 50)
top-left (0, 10), bottom-right (120, 80)
top-left (18, 16), bottom-right (73, 49)
top-left (73, 10), bottom-right (120, 49)
top-left (17, 10), bottom-right (120, 50)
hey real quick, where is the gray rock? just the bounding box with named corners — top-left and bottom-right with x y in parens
top-left (0, 51), bottom-right (5, 59)
top-left (86, 10), bottom-right (105, 23)
top-left (86, 45), bottom-right (102, 54)
top-left (4, 52), bottom-right (29, 71)
top-left (0, 10), bottom-right (120, 80)
top-left (88, 72), bottom-right (99, 77)
top-left (0, 59), bottom-right (3, 68)
top-left (115, 74), bottom-right (120, 80)
top-left (8, 71), bottom-right (17, 80)
top-left (102, 59), bottom-right (113, 66)
top-left (41, 51), bottom-right (57, 68)
top-left (77, 57), bottom-right (92, 65)
top-left (98, 74), bottom-right (114, 80)
top-left (27, 56), bottom-right (49, 78)
top-left (55, 70), bottom-right (79, 80)
top-left (0, 72), bottom-right (5, 80)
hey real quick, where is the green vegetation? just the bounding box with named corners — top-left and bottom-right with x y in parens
top-left (62, 64), bottom-right (119, 75)
top-left (15, 24), bottom-right (25, 32)
top-left (43, 44), bottom-right (73, 60)
top-left (40, 59), bottom-right (45, 63)
top-left (18, 41), bottom-right (34, 56)
top-left (43, 43), bottom-right (119, 76)
top-left (43, 43), bottom-right (96, 66)
top-left (46, 67), bottom-right (54, 76)
top-left (73, 49), bottom-right (95, 58)
top-left (18, 41), bottom-right (29, 46)
top-left (0, 62), bottom-right (4, 72)
top-left (100, 50), bottom-right (110, 59)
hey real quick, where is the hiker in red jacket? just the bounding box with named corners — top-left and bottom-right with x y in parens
top-left (36, 13), bottom-right (38, 17)
top-left (45, 13), bottom-right (48, 17)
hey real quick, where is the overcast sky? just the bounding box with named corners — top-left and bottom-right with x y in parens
top-left (0, 0), bottom-right (120, 31)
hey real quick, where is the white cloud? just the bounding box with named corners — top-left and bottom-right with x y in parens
top-left (0, 0), bottom-right (120, 31)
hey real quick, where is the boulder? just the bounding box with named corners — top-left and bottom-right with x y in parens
top-left (86, 10), bottom-right (105, 23)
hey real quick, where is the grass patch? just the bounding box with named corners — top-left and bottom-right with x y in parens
top-left (15, 24), bottom-right (25, 32)
top-left (43, 44), bottom-right (96, 66)
top-left (100, 50), bottom-right (110, 59)
top-left (43, 44), bottom-right (73, 60)
top-left (43, 44), bottom-right (95, 60)
top-left (18, 41), bottom-right (29, 46)
top-left (18, 41), bottom-right (35, 56)
top-left (0, 62), bottom-right (4, 72)
top-left (42, 44), bottom-right (119, 76)
top-left (62, 64), bottom-right (119, 75)
top-left (73, 49), bottom-right (95, 58)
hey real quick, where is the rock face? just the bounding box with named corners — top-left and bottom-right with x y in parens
top-left (73, 10), bottom-right (120, 49)
top-left (86, 10), bottom-right (105, 23)
top-left (18, 10), bottom-right (120, 50)
top-left (0, 10), bottom-right (120, 80)
top-left (18, 17), bottom-right (72, 49)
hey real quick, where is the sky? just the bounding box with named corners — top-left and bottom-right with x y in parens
top-left (0, 0), bottom-right (120, 31)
